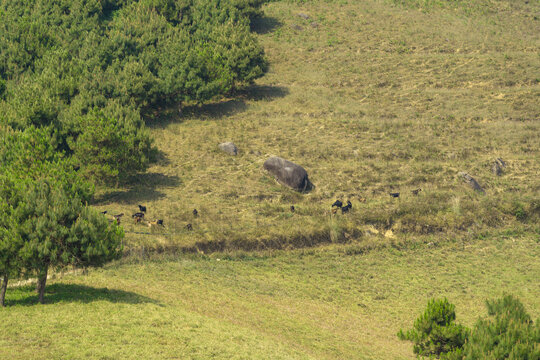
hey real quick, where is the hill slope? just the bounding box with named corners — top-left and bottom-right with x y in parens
top-left (1, 234), bottom-right (539, 359)
top-left (95, 0), bottom-right (539, 252)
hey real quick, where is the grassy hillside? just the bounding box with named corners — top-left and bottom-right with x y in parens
top-left (93, 0), bottom-right (539, 253)
top-left (1, 233), bottom-right (538, 359)
top-left (1, 1), bottom-right (538, 359)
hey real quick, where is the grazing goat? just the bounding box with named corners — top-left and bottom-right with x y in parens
top-left (193, 209), bottom-right (198, 217)
top-left (389, 192), bottom-right (400, 198)
top-left (148, 219), bottom-right (164, 228)
top-left (332, 200), bottom-right (343, 208)
top-left (113, 213), bottom-right (124, 225)
top-left (132, 212), bottom-right (145, 223)
top-left (290, 205), bottom-right (295, 213)
top-left (186, 223), bottom-right (193, 231)
top-left (341, 200), bottom-right (352, 214)
top-left (412, 188), bottom-right (422, 196)
top-left (138, 205), bottom-right (147, 213)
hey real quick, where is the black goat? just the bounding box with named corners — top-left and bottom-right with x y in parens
top-left (132, 212), bottom-right (145, 223)
top-left (148, 219), bottom-right (164, 227)
top-left (113, 213), bottom-right (124, 225)
top-left (341, 201), bottom-right (352, 214)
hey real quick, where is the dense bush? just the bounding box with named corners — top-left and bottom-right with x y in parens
top-left (0, 0), bottom-right (268, 183)
top-left (446, 295), bottom-right (540, 360)
top-left (398, 298), bottom-right (470, 358)
top-left (400, 296), bottom-right (540, 359)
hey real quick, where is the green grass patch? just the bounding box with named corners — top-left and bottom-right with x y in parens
top-left (1, 235), bottom-right (538, 359)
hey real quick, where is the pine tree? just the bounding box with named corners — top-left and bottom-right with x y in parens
top-left (0, 152), bottom-right (26, 306)
top-left (1, 127), bottom-right (123, 305)
top-left (17, 179), bottom-right (123, 304)
top-left (0, 187), bottom-right (22, 306)
top-left (398, 298), bottom-right (469, 358)
top-left (447, 295), bottom-right (540, 360)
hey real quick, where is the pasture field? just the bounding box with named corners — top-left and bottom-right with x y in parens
top-left (1, 0), bottom-right (538, 359)
top-left (1, 233), bottom-right (539, 359)
top-left (93, 0), bottom-right (539, 253)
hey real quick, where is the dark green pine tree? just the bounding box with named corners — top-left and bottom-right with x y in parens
top-left (0, 168), bottom-right (26, 306)
top-left (17, 179), bottom-right (123, 304)
top-left (447, 295), bottom-right (540, 360)
top-left (398, 298), bottom-right (469, 358)
top-left (0, 185), bottom-right (22, 306)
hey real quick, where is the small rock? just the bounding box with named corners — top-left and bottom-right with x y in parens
top-left (291, 24), bottom-right (303, 31)
top-left (492, 158), bottom-right (506, 176)
top-left (218, 142), bottom-right (238, 156)
top-left (384, 229), bottom-right (395, 238)
top-left (263, 156), bottom-right (312, 192)
top-left (310, 22), bottom-right (319, 28)
top-left (298, 13), bottom-right (310, 20)
top-left (458, 172), bottom-right (485, 193)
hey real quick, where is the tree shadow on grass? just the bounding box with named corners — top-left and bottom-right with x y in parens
top-left (235, 84), bottom-right (289, 101)
top-left (6, 283), bottom-right (160, 307)
top-left (147, 84), bottom-right (290, 127)
top-left (93, 172), bottom-right (181, 205)
top-left (182, 99), bottom-right (248, 120)
top-left (251, 16), bottom-right (282, 34)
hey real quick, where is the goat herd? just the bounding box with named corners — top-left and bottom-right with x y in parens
top-left (101, 205), bottom-right (201, 231)
top-left (101, 205), bottom-right (164, 228)
top-left (99, 188), bottom-right (422, 231)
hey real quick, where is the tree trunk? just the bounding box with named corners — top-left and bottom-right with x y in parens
top-left (36, 267), bottom-right (48, 304)
top-left (0, 274), bottom-right (8, 307)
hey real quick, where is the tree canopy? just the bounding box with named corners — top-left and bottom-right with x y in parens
top-left (0, 127), bottom-right (123, 305)
top-left (0, 0), bottom-right (268, 183)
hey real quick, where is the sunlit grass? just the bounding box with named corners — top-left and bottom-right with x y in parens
top-left (1, 233), bottom-right (538, 359)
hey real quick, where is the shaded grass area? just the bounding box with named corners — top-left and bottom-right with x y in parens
top-left (4, 283), bottom-right (159, 307)
top-left (1, 235), bottom-right (538, 359)
top-left (93, 0), bottom-right (539, 253)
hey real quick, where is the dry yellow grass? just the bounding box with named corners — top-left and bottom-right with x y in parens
top-left (94, 0), bottom-right (539, 253)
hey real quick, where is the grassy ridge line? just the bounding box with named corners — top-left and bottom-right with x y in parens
top-left (1, 234), bottom-right (538, 359)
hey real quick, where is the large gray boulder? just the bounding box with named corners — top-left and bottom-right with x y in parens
top-left (218, 142), bottom-right (238, 156)
top-left (263, 156), bottom-right (312, 192)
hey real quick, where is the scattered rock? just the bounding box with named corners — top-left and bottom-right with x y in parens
top-left (263, 156), bottom-right (312, 191)
top-left (492, 157), bottom-right (506, 176)
top-left (384, 229), bottom-right (395, 239)
top-left (291, 24), bottom-right (303, 31)
top-left (218, 142), bottom-right (238, 156)
top-left (298, 13), bottom-right (310, 20)
top-left (458, 172), bottom-right (485, 193)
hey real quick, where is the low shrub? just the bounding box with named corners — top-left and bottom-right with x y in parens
top-left (398, 298), bottom-right (469, 358)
